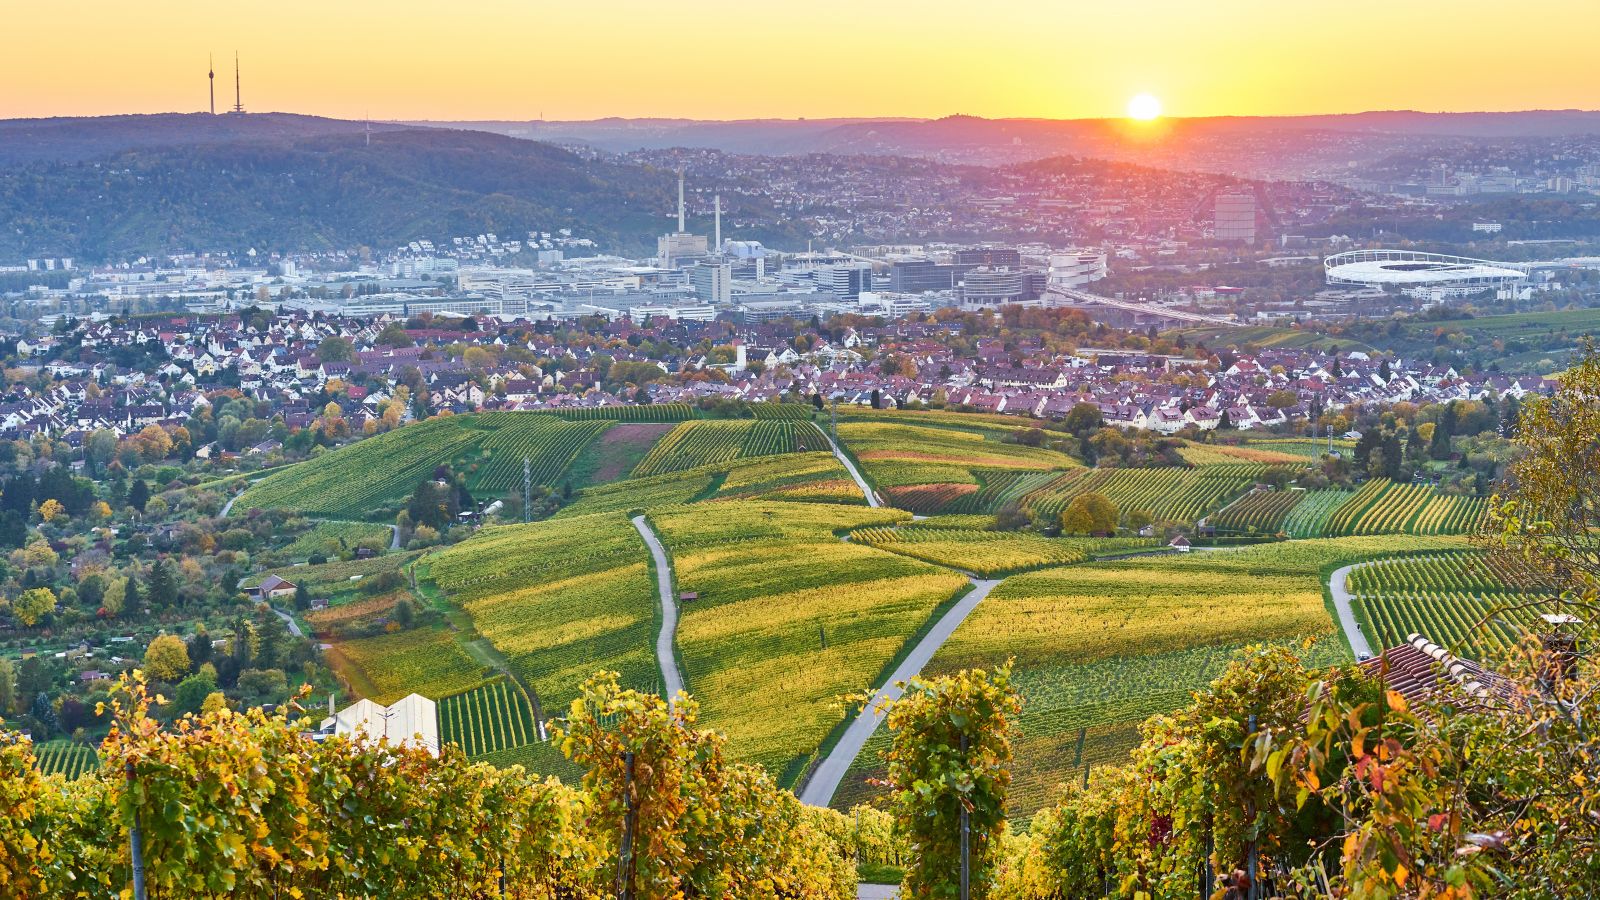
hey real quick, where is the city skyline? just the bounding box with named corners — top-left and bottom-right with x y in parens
top-left (4, 0), bottom-right (1598, 121)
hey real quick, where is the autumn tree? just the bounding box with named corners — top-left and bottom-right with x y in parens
top-left (11, 587), bottom-right (56, 627)
top-left (1059, 491), bottom-right (1119, 535)
top-left (142, 634), bottom-right (190, 682)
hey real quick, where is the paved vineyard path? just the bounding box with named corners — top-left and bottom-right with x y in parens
top-left (1328, 561), bottom-right (1376, 659)
top-left (823, 427), bottom-right (880, 508)
top-left (799, 575), bottom-right (1003, 808)
top-left (632, 515), bottom-right (686, 704)
top-left (270, 606), bottom-right (305, 639)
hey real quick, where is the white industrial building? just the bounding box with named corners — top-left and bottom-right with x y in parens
top-left (321, 693), bottom-right (439, 757)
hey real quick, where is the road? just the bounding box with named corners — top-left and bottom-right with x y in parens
top-left (799, 576), bottom-right (1003, 808)
top-left (389, 525), bottom-right (401, 551)
top-left (632, 515), bottom-right (686, 704)
top-left (270, 606), bottom-right (304, 638)
top-left (823, 428), bottom-right (879, 508)
top-left (1328, 562), bottom-right (1375, 658)
top-left (220, 494), bottom-right (239, 518)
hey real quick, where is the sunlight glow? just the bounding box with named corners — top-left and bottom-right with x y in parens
top-left (1127, 93), bottom-right (1163, 120)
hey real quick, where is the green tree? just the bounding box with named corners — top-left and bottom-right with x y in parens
top-left (171, 668), bottom-right (218, 717)
top-left (316, 335), bottom-right (355, 362)
top-left (146, 559), bottom-right (178, 609)
top-left (129, 478), bottom-right (150, 513)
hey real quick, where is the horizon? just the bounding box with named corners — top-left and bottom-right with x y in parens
top-left (6, 0), bottom-right (1598, 121)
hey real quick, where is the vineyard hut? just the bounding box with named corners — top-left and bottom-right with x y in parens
top-left (1168, 535), bottom-right (1191, 552)
top-left (249, 575), bottom-right (299, 602)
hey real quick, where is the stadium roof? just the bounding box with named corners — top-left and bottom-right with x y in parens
top-left (1324, 250), bottom-right (1527, 288)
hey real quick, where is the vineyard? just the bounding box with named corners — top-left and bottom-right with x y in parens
top-left (851, 526), bottom-right (1156, 577)
top-left (235, 413), bottom-right (612, 519)
top-left (32, 740), bottom-right (98, 780)
top-left (427, 511), bottom-right (659, 715)
top-left (558, 451), bottom-right (853, 516)
top-left (547, 403), bottom-right (694, 421)
top-left (899, 536), bottom-right (1466, 816)
top-left (648, 501), bottom-right (967, 777)
top-left (945, 469), bottom-right (1063, 515)
top-left (282, 520), bottom-right (394, 560)
top-left (836, 421), bottom-right (1077, 508)
top-left (1321, 479), bottom-right (1490, 537)
top-left (1247, 438), bottom-right (1356, 459)
top-left (1177, 443), bottom-right (1307, 465)
top-left (438, 679), bottom-right (541, 758)
top-left (631, 420), bottom-right (829, 477)
top-left (1347, 552), bottom-right (1552, 657)
top-left (325, 626), bottom-right (496, 706)
top-left (1206, 488), bottom-right (1304, 534)
top-left (1282, 489), bottom-right (1350, 538)
top-left (1021, 464), bottom-right (1269, 525)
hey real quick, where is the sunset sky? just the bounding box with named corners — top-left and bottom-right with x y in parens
top-left (6, 0), bottom-right (1597, 121)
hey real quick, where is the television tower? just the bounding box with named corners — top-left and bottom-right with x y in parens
top-left (232, 52), bottom-right (245, 114)
top-left (208, 54), bottom-right (215, 115)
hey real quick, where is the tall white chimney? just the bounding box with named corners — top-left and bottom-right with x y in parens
top-left (714, 194), bottom-right (722, 252)
top-left (677, 170), bottom-right (686, 233)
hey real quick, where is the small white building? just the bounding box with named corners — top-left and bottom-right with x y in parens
top-left (321, 693), bottom-right (439, 756)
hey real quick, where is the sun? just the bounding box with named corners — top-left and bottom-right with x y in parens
top-left (1127, 93), bottom-right (1162, 121)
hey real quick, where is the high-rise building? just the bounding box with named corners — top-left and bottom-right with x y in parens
top-left (690, 261), bottom-right (732, 304)
top-left (1047, 251), bottom-right (1108, 289)
top-left (889, 260), bottom-right (959, 293)
top-left (958, 267), bottom-right (1026, 308)
top-left (1214, 191), bottom-right (1257, 244)
top-left (954, 247), bottom-right (1022, 268)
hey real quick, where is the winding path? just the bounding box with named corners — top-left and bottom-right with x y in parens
top-left (1328, 562), bottom-right (1375, 658)
top-left (823, 428), bottom-right (879, 509)
top-left (632, 515), bottom-right (686, 704)
top-left (799, 576), bottom-right (1003, 808)
top-left (220, 494), bottom-right (239, 518)
top-left (270, 606), bottom-right (305, 639)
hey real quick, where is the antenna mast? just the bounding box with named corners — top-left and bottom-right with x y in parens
top-left (208, 54), bottom-right (215, 115)
top-left (232, 52), bottom-right (244, 114)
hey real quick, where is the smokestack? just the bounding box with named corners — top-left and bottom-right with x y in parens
top-left (714, 194), bottom-right (721, 253)
top-left (676, 170), bottom-right (686, 233)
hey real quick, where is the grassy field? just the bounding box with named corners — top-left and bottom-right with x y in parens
top-left (648, 500), bottom-right (968, 780)
top-left (832, 535), bottom-right (1469, 818)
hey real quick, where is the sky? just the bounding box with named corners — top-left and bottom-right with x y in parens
top-left (5, 0), bottom-right (1598, 122)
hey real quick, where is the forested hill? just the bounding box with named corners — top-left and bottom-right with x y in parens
top-left (0, 124), bottom-right (684, 260)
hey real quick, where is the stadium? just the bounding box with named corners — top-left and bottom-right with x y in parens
top-left (1324, 249), bottom-right (1528, 297)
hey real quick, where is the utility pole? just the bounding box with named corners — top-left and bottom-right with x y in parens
top-left (523, 457), bottom-right (532, 523)
top-left (127, 762), bottom-right (148, 900)
top-left (616, 751), bottom-right (637, 900)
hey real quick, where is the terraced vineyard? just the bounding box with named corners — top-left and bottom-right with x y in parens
top-left (1347, 552), bottom-right (1552, 657)
top-left (438, 679), bottom-right (541, 758)
top-left (852, 526), bottom-right (1156, 577)
top-left (1282, 490), bottom-right (1350, 538)
top-left (33, 741), bottom-right (98, 780)
top-left (427, 511), bottom-right (659, 715)
top-left (648, 501), bottom-right (967, 779)
top-left (235, 413), bottom-right (611, 519)
top-left (1323, 479), bottom-right (1490, 537)
top-left (1022, 464), bottom-right (1268, 525)
top-left (1207, 488), bottom-right (1304, 534)
top-left (632, 420), bottom-right (829, 477)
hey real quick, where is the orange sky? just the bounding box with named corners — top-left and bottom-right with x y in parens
top-left (5, 1), bottom-right (1597, 121)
